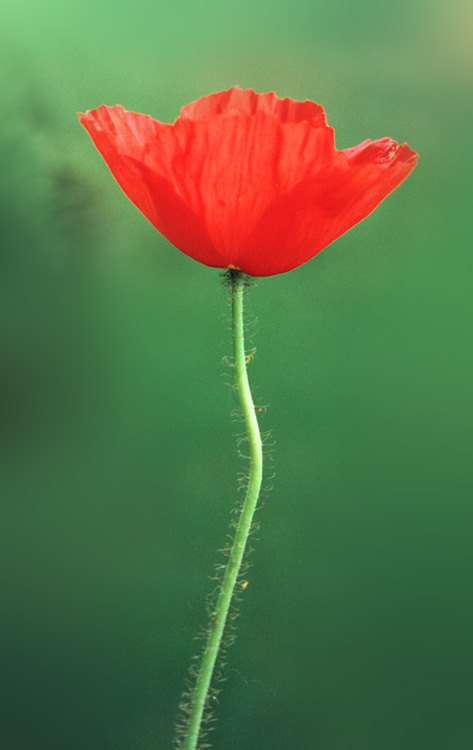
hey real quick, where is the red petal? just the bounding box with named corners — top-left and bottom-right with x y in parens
top-left (238, 137), bottom-right (418, 276)
top-left (79, 89), bottom-right (418, 276)
top-left (179, 87), bottom-right (327, 126)
top-left (79, 106), bottom-right (221, 268)
top-left (172, 112), bottom-right (337, 266)
top-left (79, 98), bottom-right (337, 270)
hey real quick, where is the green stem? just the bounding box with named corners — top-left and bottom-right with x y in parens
top-left (182, 271), bottom-right (263, 750)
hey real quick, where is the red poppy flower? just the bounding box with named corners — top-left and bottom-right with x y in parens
top-left (79, 87), bottom-right (417, 277)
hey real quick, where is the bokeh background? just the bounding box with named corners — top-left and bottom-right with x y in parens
top-left (2, 1), bottom-right (472, 748)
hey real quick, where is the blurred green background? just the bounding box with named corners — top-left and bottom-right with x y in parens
top-left (1, 1), bottom-right (472, 748)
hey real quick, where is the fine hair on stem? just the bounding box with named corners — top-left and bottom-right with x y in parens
top-left (174, 270), bottom-right (265, 750)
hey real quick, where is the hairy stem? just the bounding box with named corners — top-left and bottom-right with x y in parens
top-left (181, 271), bottom-right (263, 750)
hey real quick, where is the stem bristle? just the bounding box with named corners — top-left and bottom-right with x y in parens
top-left (174, 272), bottom-right (271, 750)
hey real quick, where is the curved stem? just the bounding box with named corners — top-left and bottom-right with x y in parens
top-left (182, 271), bottom-right (263, 750)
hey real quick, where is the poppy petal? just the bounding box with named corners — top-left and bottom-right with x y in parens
top-left (240, 137), bottom-right (418, 276)
top-left (171, 112), bottom-right (338, 265)
top-left (179, 86), bottom-right (327, 126)
top-left (79, 105), bottom-right (221, 267)
top-left (79, 89), bottom-right (418, 277)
